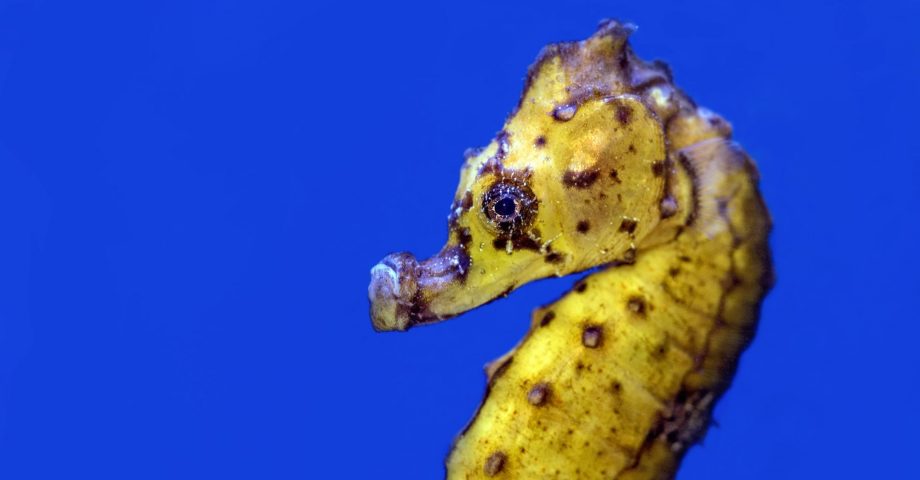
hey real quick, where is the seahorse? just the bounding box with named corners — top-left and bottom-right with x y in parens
top-left (368, 20), bottom-right (772, 480)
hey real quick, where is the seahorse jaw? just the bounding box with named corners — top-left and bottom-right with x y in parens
top-left (368, 252), bottom-right (420, 332)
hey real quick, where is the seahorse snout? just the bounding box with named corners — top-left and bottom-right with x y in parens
top-left (368, 252), bottom-right (420, 332)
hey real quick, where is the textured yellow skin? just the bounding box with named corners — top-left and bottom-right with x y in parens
top-left (368, 20), bottom-right (771, 479)
top-left (446, 138), bottom-right (770, 479)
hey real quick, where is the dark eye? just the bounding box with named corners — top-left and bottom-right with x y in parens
top-left (494, 197), bottom-right (517, 217)
top-left (483, 181), bottom-right (537, 235)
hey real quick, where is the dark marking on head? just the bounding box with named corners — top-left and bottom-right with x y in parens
top-left (534, 135), bottom-right (546, 148)
top-left (616, 104), bottom-right (633, 125)
top-left (477, 132), bottom-right (513, 176)
top-left (544, 251), bottom-right (564, 264)
top-left (484, 452), bottom-right (507, 476)
top-left (582, 325), bottom-right (603, 348)
top-left (575, 281), bottom-right (588, 293)
top-left (619, 218), bottom-right (638, 234)
top-left (512, 234), bottom-right (542, 251)
top-left (495, 130), bottom-right (510, 152)
top-left (448, 191), bottom-right (475, 227)
top-left (460, 191), bottom-right (473, 210)
top-left (527, 382), bottom-right (551, 406)
top-left (609, 168), bottom-right (621, 183)
top-left (479, 156), bottom-right (505, 177)
top-left (540, 311), bottom-right (556, 327)
top-left (563, 168), bottom-right (600, 189)
top-left (653, 342), bottom-right (668, 359)
top-left (445, 246), bottom-right (472, 282)
top-left (456, 227), bottom-right (473, 247)
top-left (652, 161), bottom-right (666, 177)
top-left (628, 144), bottom-right (636, 153)
top-left (577, 220), bottom-right (591, 234)
top-left (492, 238), bottom-right (508, 251)
top-left (669, 267), bottom-right (681, 277)
top-left (611, 380), bottom-right (622, 394)
top-left (627, 296), bottom-right (646, 315)
top-left (552, 103), bottom-right (578, 121)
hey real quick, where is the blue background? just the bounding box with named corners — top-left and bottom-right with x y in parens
top-left (1, 0), bottom-right (918, 478)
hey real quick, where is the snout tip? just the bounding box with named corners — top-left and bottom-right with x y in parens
top-left (368, 252), bottom-right (420, 332)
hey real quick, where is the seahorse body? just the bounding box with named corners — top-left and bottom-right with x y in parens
top-left (368, 20), bottom-right (772, 479)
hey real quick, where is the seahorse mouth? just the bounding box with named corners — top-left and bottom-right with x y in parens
top-left (369, 246), bottom-right (474, 331)
top-left (368, 252), bottom-right (420, 332)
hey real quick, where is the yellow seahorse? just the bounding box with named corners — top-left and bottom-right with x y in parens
top-left (368, 20), bottom-right (772, 479)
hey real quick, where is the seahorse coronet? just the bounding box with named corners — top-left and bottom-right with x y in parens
top-left (368, 19), bottom-right (772, 479)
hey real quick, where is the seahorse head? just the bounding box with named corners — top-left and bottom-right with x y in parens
top-left (369, 21), bottom-right (674, 331)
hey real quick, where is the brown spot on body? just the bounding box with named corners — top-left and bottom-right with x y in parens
top-left (544, 252), bottom-right (564, 264)
top-left (582, 326), bottom-right (603, 348)
top-left (616, 104), bottom-right (633, 124)
top-left (627, 296), bottom-right (646, 315)
top-left (575, 281), bottom-right (588, 293)
top-left (652, 161), bottom-right (666, 177)
top-left (619, 218), bottom-right (638, 234)
top-left (527, 383), bottom-right (551, 406)
top-left (540, 311), bottom-right (556, 327)
top-left (609, 168), bottom-right (621, 183)
top-left (563, 168), bottom-right (600, 189)
top-left (577, 220), bottom-right (591, 234)
top-left (484, 452), bottom-right (507, 476)
top-left (534, 135), bottom-right (546, 147)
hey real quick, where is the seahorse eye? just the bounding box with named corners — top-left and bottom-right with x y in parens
top-left (494, 197), bottom-right (517, 217)
top-left (483, 181), bottom-right (537, 235)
